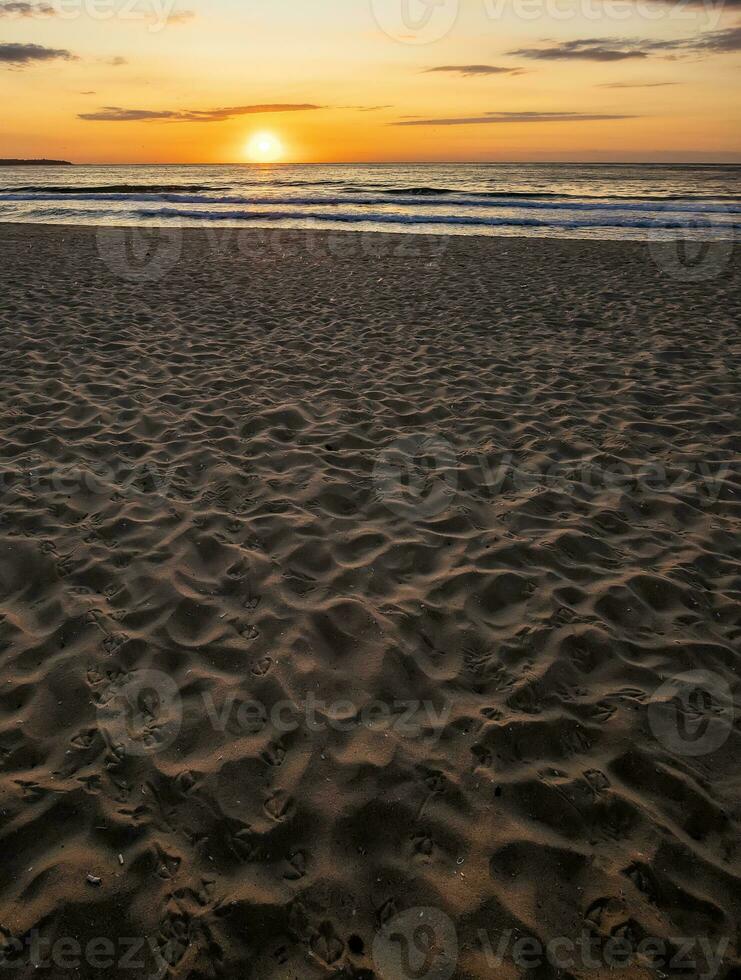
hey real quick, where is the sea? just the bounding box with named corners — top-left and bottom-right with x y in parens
top-left (0, 162), bottom-right (739, 241)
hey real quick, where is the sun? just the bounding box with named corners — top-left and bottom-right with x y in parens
top-left (246, 131), bottom-right (283, 163)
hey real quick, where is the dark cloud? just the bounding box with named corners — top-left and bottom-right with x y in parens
top-left (689, 24), bottom-right (741, 51)
top-left (80, 108), bottom-right (179, 121)
top-left (0, 41), bottom-right (76, 64)
top-left (0, 1), bottom-right (54, 15)
top-left (80, 103), bottom-right (323, 122)
top-left (0, 0), bottom-right (195, 19)
top-left (106, 56), bottom-right (127, 66)
top-left (425, 64), bottom-right (527, 76)
top-left (510, 39), bottom-right (648, 60)
top-left (651, 0), bottom-right (741, 6)
top-left (510, 26), bottom-right (741, 60)
top-left (394, 111), bottom-right (637, 125)
top-left (597, 80), bottom-right (679, 87)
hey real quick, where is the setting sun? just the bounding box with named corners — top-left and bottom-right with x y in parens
top-left (246, 131), bottom-right (283, 163)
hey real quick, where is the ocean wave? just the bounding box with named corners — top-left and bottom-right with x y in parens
top-left (377, 186), bottom-right (741, 202)
top-left (6, 183), bottom-right (740, 204)
top-left (378, 186), bottom-right (451, 195)
top-left (5, 184), bottom-right (227, 194)
top-left (130, 206), bottom-right (741, 231)
top-left (0, 178), bottom-right (349, 194)
top-left (261, 178), bottom-right (353, 187)
top-left (3, 190), bottom-right (738, 218)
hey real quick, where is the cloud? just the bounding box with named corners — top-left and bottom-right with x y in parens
top-left (425, 64), bottom-right (527, 76)
top-left (0, 41), bottom-right (76, 64)
top-left (597, 80), bottom-right (679, 87)
top-left (651, 0), bottom-right (741, 5)
top-left (165, 9), bottom-right (195, 23)
top-left (0, 0), bottom-right (54, 14)
top-left (510, 26), bottom-right (741, 60)
top-left (80, 108), bottom-right (176, 121)
top-left (510, 39), bottom-right (648, 60)
top-left (105, 56), bottom-right (127, 66)
top-left (0, 0), bottom-right (196, 19)
top-left (340, 104), bottom-right (393, 111)
top-left (689, 24), bottom-right (741, 51)
top-left (79, 103), bottom-right (323, 122)
top-left (394, 111), bottom-right (637, 125)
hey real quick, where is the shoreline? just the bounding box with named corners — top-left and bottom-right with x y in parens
top-left (1, 218), bottom-right (740, 249)
top-left (1, 217), bottom-right (737, 244)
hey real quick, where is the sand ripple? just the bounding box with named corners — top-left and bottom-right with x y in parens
top-left (0, 225), bottom-right (739, 978)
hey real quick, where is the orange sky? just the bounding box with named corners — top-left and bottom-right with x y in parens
top-left (1, 0), bottom-right (739, 162)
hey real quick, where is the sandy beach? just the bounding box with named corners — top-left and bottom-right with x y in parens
top-left (0, 222), bottom-right (739, 978)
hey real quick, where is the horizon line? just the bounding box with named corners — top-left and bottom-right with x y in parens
top-left (26, 159), bottom-right (741, 167)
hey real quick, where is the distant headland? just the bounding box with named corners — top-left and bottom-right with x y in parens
top-left (0, 159), bottom-right (73, 166)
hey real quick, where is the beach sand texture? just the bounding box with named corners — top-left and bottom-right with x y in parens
top-left (0, 223), bottom-right (739, 978)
